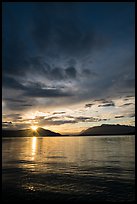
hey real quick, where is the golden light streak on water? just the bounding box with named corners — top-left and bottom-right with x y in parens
top-left (32, 137), bottom-right (37, 160)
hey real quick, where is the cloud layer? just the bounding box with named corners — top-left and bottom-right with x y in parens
top-left (2, 3), bottom-right (135, 131)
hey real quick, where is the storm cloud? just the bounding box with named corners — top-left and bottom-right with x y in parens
top-left (2, 3), bottom-right (135, 131)
top-left (3, 3), bottom-right (135, 105)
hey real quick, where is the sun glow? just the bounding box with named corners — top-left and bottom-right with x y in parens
top-left (31, 126), bottom-right (38, 131)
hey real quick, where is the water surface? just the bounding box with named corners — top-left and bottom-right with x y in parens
top-left (2, 135), bottom-right (135, 202)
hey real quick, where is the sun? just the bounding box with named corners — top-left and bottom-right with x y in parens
top-left (31, 126), bottom-right (38, 131)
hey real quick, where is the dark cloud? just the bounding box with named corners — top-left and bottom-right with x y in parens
top-left (52, 111), bottom-right (66, 115)
top-left (97, 118), bottom-right (109, 121)
top-left (3, 121), bottom-right (12, 125)
top-left (76, 116), bottom-right (95, 122)
top-left (94, 99), bottom-right (115, 104)
top-left (67, 58), bottom-right (77, 67)
top-left (125, 95), bottom-right (134, 98)
top-left (3, 77), bottom-right (73, 100)
top-left (36, 115), bottom-right (99, 126)
top-left (3, 94), bottom-right (36, 111)
top-left (34, 116), bottom-right (45, 120)
top-left (28, 57), bottom-right (51, 75)
top-left (35, 114), bottom-right (112, 126)
top-left (98, 101), bottom-right (115, 107)
top-left (3, 113), bottom-right (22, 120)
top-left (2, 121), bottom-right (13, 128)
top-left (38, 65), bottom-right (78, 80)
top-left (4, 98), bottom-right (26, 103)
top-left (82, 69), bottom-right (91, 76)
top-left (65, 67), bottom-right (77, 78)
top-left (128, 113), bottom-right (135, 117)
top-left (98, 104), bottom-right (115, 107)
top-left (3, 36), bottom-right (28, 75)
top-left (20, 104), bottom-right (32, 107)
top-left (120, 103), bottom-right (134, 107)
top-left (101, 100), bottom-right (114, 104)
top-left (50, 67), bottom-right (65, 80)
top-left (85, 99), bottom-right (115, 109)
top-left (2, 122), bottom-right (30, 130)
top-left (3, 76), bottom-right (25, 90)
top-left (2, 3), bottom-right (135, 116)
top-left (24, 87), bottom-right (72, 98)
top-left (115, 115), bottom-right (124, 118)
top-left (2, 3), bottom-right (105, 81)
top-left (28, 3), bottom-right (104, 58)
top-left (92, 99), bottom-right (114, 105)
top-left (124, 79), bottom-right (135, 89)
top-left (82, 69), bottom-right (98, 78)
top-left (85, 103), bottom-right (94, 108)
top-left (45, 119), bottom-right (77, 126)
top-left (94, 99), bottom-right (105, 102)
top-left (4, 101), bottom-right (34, 111)
top-left (31, 15), bottom-right (51, 52)
top-left (37, 116), bottom-right (76, 126)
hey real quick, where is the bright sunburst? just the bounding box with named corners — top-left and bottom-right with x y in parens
top-left (31, 126), bottom-right (38, 131)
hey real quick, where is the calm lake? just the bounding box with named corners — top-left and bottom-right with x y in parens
top-left (2, 135), bottom-right (135, 202)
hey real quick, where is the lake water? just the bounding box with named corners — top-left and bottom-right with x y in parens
top-left (2, 135), bottom-right (135, 202)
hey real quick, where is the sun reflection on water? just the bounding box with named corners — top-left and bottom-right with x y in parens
top-left (32, 137), bottom-right (37, 160)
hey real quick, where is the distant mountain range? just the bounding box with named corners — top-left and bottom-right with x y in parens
top-left (2, 127), bottom-right (61, 137)
top-left (2, 124), bottom-right (135, 137)
top-left (80, 124), bottom-right (135, 136)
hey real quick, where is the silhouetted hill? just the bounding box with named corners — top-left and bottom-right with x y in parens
top-left (36, 127), bottom-right (61, 136)
top-left (80, 124), bottom-right (135, 136)
top-left (2, 127), bottom-right (61, 137)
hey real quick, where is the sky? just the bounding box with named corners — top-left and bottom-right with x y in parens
top-left (2, 2), bottom-right (135, 134)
